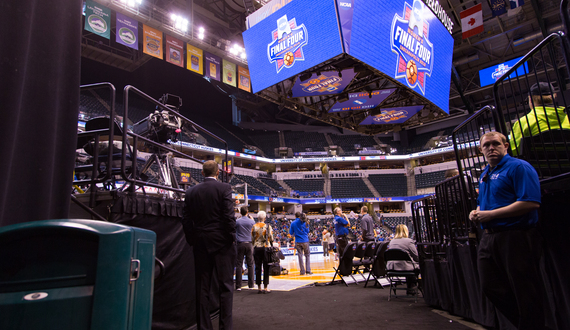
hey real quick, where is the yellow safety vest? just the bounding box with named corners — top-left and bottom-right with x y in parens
top-left (509, 105), bottom-right (570, 155)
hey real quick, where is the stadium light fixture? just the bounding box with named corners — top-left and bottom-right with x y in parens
top-left (171, 14), bottom-right (189, 33)
top-left (198, 26), bottom-right (205, 40)
top-left (120, 0), bottom-right (141, 7)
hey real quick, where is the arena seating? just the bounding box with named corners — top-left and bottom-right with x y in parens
top-left (234, 174), bottom-right (270, 195)
top-left (284, 179), bottom-right (324, 194)
top-left (331, 178), bottom-right (374, 198)
top-left (257, 176), bottom-right (285, 191)
top-left (247, 131), bottom-right (281, 157)
top-left (368, 174), bottom-right (407, 196)
top-left (328, 134), bottom-right (376, 155)
top-left (415, 170), bottom-right (446, 189)
top-left (283, 131), bottom-right (329, 152)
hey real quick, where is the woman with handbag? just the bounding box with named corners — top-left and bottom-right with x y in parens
top-left (251, 211), bottom-right (274, 294)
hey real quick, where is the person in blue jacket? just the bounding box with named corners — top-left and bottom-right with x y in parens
top-left (289, 212), bottom-right (312, 275)
top-left (333, 207), bottom-right (351, 258)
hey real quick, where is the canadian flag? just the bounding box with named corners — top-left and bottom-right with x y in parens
top-left (460, 4), bottom-right (484, 39)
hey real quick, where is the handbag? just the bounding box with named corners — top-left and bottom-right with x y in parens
top-left (264, 224), bottom-right (279, 264)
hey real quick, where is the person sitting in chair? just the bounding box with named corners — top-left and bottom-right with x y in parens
top-left (387, 224), bottom-right (419, 295)
top-left (509, 82), bottom-right (570, 156)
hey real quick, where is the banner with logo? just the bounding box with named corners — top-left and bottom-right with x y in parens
top-left (291, 68), bottom-right (357, 97)
top-left (143, 25), bottom-right (163, 59)
top-left (116, 13), bottom-right (138, 49)
top-left (222, 59), bottom-right (237, 87)
top-left (204, 52), bottom-right (221, 81)
top-left (238, 66), bottom-right (251, 92)
top-left (345, 0), bottom-right (454, 113)
top-left (478, 56), bottom-right (528, 87)
top-left (337, 0), bottom-right (354, 53)
top-left (359, 105), bottom-right (424, 125)
top-left (84, 0), bottom-right (111, 39)
top-left (186, 44), bottom-right (203, 74)
top-left (242, 0), bottom-right (344, 93)
top-left (328, 89), bottom-right (396, 113)
top-left (165, 35), bottom-right (184, 67)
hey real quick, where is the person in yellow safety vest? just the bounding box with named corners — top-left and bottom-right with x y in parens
top-left (509, 82), bottom-right (570, 156)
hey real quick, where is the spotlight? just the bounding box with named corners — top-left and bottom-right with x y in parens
top-left (240, 52), bottom-right (247, 59)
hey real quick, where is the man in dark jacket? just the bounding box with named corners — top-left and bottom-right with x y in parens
top-left (182, 160), bottom-right (236, 330)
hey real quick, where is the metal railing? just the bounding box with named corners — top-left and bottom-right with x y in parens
top-left (493, 32), bottom-right (570, 180)
top-left (411, 195), bottom-right (444, 259)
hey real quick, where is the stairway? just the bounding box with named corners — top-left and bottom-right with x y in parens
top-left (324, 133), bottom-right (334, 146)
top-left (362, 177), bottom-right (381, 197)
top-left (407, 173), bottom-right (417, 196)
top-left (277, 179), bottom-right (291, 193)
top-left (278, 131), bottom-right (286, 148)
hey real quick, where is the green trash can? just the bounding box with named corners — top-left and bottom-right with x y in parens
top-left (0, 219), bottom-right (156, 330)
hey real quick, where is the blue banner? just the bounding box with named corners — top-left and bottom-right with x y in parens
top-left (329, 89), bottom-right (396, 113)
top-left (291, 68), bottom-right (357, 97)
top-left (359, 105), bottom-right (424, 125)
top-left (337, 0), bottom-right (354, 53)
top-left (243, 0), bottom-right (344, 93)
top-left (478, 56), bottom-right (529, 87)
top-left (346, 0), bottom-right (454, 113)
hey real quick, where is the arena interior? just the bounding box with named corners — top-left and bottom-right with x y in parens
top-left (1, 0), bottom-right (570, 329)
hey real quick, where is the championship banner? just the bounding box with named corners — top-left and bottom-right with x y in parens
top-left (116, 12), bottom-right (138, 49)
top-left (223, 59), bottom-right (237, 87)
top-left (292, 68), bottom-right (357, 97)
top-left (187, 44), bottom-right (203, 74)
top-left (359, 105), bottom-right (424, 125)
top-left (238, 66), bottom-right (251, 92)
top-left (84, 0), bottom-right (111, 39)
top-left (143, 25), bottom-right (163, 59)
top-left (165, 35), bottom-right (184, 67)
top-left (204, 52), bottom-right (221, 81)
top-left (337, 0), bottom-right (354, 53)
top-left (328, 89), bottom-right (396, 113)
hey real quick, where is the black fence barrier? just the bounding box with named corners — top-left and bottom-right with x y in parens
top-left (493, 32), bottom-right (570, 179)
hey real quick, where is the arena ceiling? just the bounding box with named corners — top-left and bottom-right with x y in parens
top-left (82, 0), bottom-right (568, 135)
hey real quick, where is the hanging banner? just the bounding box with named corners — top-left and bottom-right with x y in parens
top-left (292, 68), bottom-right (357, 97)
top-left (328, 89), bottom-right (396, 113)
top-left (186, 44), bottom-right (203, 74)
top-left (223, 59), bottom-right (237, 87)
top-left (84, 0), bottom-right (111, 39)
top-left (143, 24), bottom-right (163, 59)
top-left (116, 12), bottom-right (138, 50)
top-left (238, 66), bottom-right (251, 92)
top-left (359, 105), bottom-right (424, 125)
top-left (165, 35), bottom-right (184, 67)
top-left (204, 52), bottom-right (221, 81)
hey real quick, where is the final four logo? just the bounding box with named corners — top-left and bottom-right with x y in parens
top-left (390, 0), bottom-right (434, 95)
top-left (267, 15), bottom-right (308, 73)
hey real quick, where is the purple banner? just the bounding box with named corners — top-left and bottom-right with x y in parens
top-left (336, 0), bottom-right (354, 53)
top-left (328, 88), bottom-right (395, 113)
top-left (291, 68), bottom-right (356, 97)
top-left (359, 105), bottom-right (424, 125)
top-left (204, 52), bottom-right (221, 81)
top-left (116, 13), bottom-right (138, 50)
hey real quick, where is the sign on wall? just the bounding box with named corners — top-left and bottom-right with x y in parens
top-left (116, 13), bottom-right (138, 49)
top-left (187, 44), bottom-right (203, 74)
top-left (143, 24), bottom-right (163, 59)
top-left (84, 0), bottom-right (111, 39)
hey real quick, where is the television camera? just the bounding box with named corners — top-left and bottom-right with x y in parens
top-left (133, 93), bottom-right (183, 145)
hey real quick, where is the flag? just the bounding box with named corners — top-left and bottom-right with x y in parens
top-left (490, 0), bottom-right (507, 16)
top-left (510, 0), bottom-right (524, 9)
top-left (460, 4), bottom-right (484, 39)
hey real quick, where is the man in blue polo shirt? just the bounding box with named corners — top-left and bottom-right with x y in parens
top-left (333, 207), bottom-right (351, 258)
top-left (290, 212), bottom-right (311, 275)
top-left (469, 131), bottom-right (546, 329)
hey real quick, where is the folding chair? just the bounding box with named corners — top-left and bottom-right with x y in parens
top-left (364, 242), bottom-right (388, 288)
top-left (329, 242), bottom-right (358, 286)
top-left (351, 242), bottom-right (368, 281)
top-left (384, 248), bottom-right (421, 302)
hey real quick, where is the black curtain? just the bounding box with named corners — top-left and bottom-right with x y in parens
top-left (0, 0), bottom-right (81, 227)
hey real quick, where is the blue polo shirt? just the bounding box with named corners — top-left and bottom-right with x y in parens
top-left (289, 218), bottom-right (309, 243)
top-left (477, 154), bottom-right (541, 229)
top-left (334, 215), bottom-right (349, 236)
